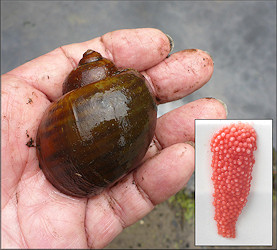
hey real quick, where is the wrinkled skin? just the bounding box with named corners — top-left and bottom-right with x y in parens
top-left (1, 28), bottom-right (227, 249)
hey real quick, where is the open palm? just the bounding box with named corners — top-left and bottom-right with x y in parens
top-left (1, 28), bottom-right (226, 248)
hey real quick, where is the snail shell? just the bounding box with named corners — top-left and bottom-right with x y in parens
top-left (62, 50), bottom-right (118, 94)
top-left (36, 50), bottom-right (157, 198)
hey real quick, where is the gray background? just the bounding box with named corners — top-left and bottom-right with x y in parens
top-left (1, 1), bottom-right (276, 248)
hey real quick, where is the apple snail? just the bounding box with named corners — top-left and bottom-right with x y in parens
top-left (36, 50), bottom-right (157, 198)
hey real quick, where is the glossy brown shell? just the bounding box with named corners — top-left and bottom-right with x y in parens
top-left (36, 52), bottom-right (157, 198)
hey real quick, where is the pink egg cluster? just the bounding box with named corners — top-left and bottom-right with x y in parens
top-left (210, 122), bottom-right (257, 238)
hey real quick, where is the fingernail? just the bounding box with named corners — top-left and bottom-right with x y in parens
top-left (165, 34), bottom-right (174, 53)
top-left (204, 50), bottom-right (213, 61)
top-left (184, 141), bottom-right (195, 148)
top-left (204, 97), bottom-right (228, 117)
top-left (215, 98), bottom-right (228, 117)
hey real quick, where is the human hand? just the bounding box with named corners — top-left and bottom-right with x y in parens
top-left (1, 28), bottom-right (227, 248)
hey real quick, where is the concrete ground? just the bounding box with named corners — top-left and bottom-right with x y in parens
top-left (105, 198), bottom-right (276, 249)
top-left (1, 1), bottom-right (276, 249)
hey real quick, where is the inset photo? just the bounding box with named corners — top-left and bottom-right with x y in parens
top-left (195, 119), bottom-right (273, 246)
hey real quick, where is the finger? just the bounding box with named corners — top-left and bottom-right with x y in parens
top-left (156, 97), bottom-right (227, 147)
top-left (143, 49), bottom-right (214, 103)
top-left (85, 143), bottom-right (194, 249)
top-left (143, 98), bottom-right (227, 161)
top-left (6, 28), bottom-right (171, 101)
